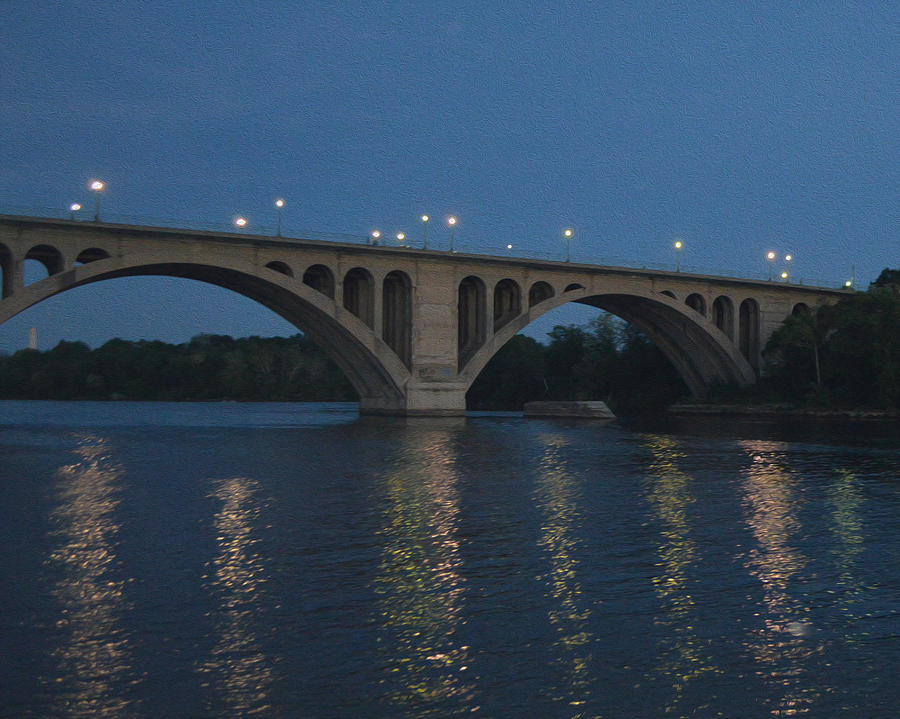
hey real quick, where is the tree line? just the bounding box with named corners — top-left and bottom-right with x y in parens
top-left (0, 334), bottom-right (356, 402)
top-left (753, 268), bottom-right (900, 409)
top-left (0, 267), bottom-right (895, 411)
top-left (0, 322), bottom-right (686, 412)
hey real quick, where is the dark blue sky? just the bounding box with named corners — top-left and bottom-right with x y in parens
top-left (1, 2), bottom-right (897, 351)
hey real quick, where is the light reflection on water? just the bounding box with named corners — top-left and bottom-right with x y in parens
top-left (738, 440), bottom-right (821, 716)
top-left (372, 424), bottom-right (477, 715)
top-left (533, 432), bottom-right (597, 714)
top-left (641, 435), bottom-right (718, 716)
top-left (198, 476), bottom-right (276, 716)
top-left (45, 434), bottom-right (138, 718)
top-left (1, 403), bottom-right (898, 717)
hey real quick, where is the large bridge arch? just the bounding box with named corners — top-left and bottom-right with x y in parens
top-left (0, 255), bottom-right (409, 410)
top-left (459, 287), bottom-right (756, 398)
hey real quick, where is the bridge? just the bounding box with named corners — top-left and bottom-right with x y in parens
top-left (0, 215), bottom-right (849, 415)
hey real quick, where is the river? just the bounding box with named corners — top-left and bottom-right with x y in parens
top-left (0, 401), bottom-right (897, 718)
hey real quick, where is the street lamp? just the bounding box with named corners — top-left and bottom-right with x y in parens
top-left (447, 216), bottom-right (457, 252)
top-left (275, 198), bottom-right (285, 236)
top-left (507, 243), bottom-right (513, 255)
top-left (674, 239), bottom-right (683, 272)
top-left (234, 216), bottom-right (248, 229)
top-left (421, 215), bottom-right (429, 249)
top-left (69, 203), bottom-right (82, 220)
top-left (396, 232), bottom-right (406, 246)
top-left (766, 250), bottom-right (777, 280)
top-left (781, 271), bottom-right (789, 282)
top-left (89, 180), bottom-right (105, 221)
top-left (370, 230), bottom-right (381, 246)
top-left (563, 228), bottom-right (574, 262)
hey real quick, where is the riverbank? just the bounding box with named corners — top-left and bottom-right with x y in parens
top-left (668, 403), bottom-right (900, 420)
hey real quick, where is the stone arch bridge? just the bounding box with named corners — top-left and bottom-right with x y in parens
top-left (0, 215), bottom-right (848, 415)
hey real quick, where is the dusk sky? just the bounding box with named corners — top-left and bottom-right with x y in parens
top-left (1, 2), bottom-right (897, 352)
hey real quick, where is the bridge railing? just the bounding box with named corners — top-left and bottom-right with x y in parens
top-left (2, 205), bottom-right (844, 289)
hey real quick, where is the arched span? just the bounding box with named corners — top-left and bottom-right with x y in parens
top-left (460, 288), bottom-right (756, 398)
top-left (0, 256), bottom-right (408, 408)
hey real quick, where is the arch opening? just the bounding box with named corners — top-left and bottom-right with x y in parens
top-left (75, 248), bottom-right (110, 265)
top-left (660, 290), bottom-right (676, 299)
top-left (739, 298), bottom-right (760, 371)
top-left (493, 279), bottom-right (521, 332)
top-left (565, 283), bottom-right (584, 293)
top-left (342, 267), bottom-right (374, 328)
top-left (0, 262), bottom-right (406, 408)
top-left (685, 293), bottom-right (706, 316)
top-left (25, 245), bottom-right (64, 285)
top-left (303, 264), bottom-right (335, 298)
top-left (528, 281), bottom-right (554, 308)
top-left (383, 270), bottom-right (412, 369)
top-left (0, 243), bottom-right (12, 299)
top-left (712, 295), bottom-right (734, 339)
top-left (265, 261), bottom-right (293, 277)
top-left (458, 275), bottom-right (486, 370)
top-left (792, 302), bottom-right (810, 316)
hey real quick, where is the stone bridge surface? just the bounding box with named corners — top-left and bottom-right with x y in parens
top-left (0, 215), bottom-right (849, 415)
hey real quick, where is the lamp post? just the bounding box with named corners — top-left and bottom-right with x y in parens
top-left (370, 230), bottom-right (381, 246)
top-left (674, 239), bottom-right (683, 272)
top-left (563, 228), bottom-right (574, 262)
top-left (766, 251), bottom-right (777, 280)
top-left (507, 243), bottom-right (513, 255)
top-left (69, 203), bottom-right (82, 220)
top-left (275, 198), bottom-right (285, 237)
top-left (396, 232), bottom-right (406, 246)
top-left (447, 216), bottom-right (457, 252)
top-left (89, 180), bottom-right (104, 221)
top-left (421, 215), bottom-right (429, 249)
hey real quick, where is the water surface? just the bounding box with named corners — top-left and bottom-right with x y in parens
top-left (0, 401), bottom-right (897, 718)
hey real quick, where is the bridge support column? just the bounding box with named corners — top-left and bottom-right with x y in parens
top-left (358, 380), bottom-right (467, 416)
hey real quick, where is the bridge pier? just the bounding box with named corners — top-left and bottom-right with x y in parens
top-left (359, 380), bottom-right (468, 416)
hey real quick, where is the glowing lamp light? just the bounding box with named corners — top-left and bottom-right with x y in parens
top-left (844, 280), bottom-right (853, 288)
top-left (89, 180), bottom-right (105, 220)
top-left (275, 198), bottom-right (284, 208)
top-left (785, 254), bottom-right (793, 262)
top-left (766, 251), bottom-right (776, 261)
top-left (396, 232), bottom-right (406, 243)
top-left (69, 203), bottom-right (81, 212)
top-left (234, 216), bottom-right (248, 228)
top-left (564, 228), bottom-right (573, 239)
top-left (421, 215), bottom-right (429, 222)
top-left (781, 271), bottom-right (789, 280)
top-left (447, 216), bottom-right (457, 252)
top-left (674, 240), bottom-right (683, 250)
top-left (370, 230), bottom-right (381, 245)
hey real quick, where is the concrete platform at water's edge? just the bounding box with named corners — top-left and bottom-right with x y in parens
top-left (523, 401), bottom-right (616, 420)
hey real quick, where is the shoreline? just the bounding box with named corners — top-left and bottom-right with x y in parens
top-left (667, 403), bottom-right (899, 420)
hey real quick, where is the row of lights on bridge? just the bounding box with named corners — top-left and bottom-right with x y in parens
top-left (68, 182), bottom-right (576, 259)
top-left (67, 180), bottom-right (854, 286)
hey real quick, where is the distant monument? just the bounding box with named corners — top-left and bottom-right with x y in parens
top-left (29, 327), bottom-right (37, 350)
